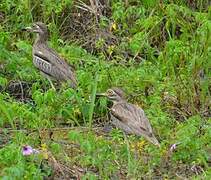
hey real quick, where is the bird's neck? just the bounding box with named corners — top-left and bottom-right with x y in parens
top-left (35, 34), bottom-right (48, 45)
top-left (112, 99), bottom-right (125, 105)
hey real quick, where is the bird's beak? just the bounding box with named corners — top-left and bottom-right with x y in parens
top-left (96, 93), bottom-right (107, 97)
top-left (22, 26), bottom-right (33, 32)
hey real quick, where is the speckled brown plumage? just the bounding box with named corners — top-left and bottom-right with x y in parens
top-left (25, 22), bottom-right (77, 89)
top-left (98, 88), bottom-right (160, 146)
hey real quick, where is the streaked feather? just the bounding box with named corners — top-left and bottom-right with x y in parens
top-left (111, 102), bottom-right (160, 146)
top-left (33, 43), bottom-right (77, 88)
top-left (102, 88), bottom-right (160, 146)
top-left (27, 22), bottom-right (77, 89)
top-left (33, 55), bottom-right (52, 73)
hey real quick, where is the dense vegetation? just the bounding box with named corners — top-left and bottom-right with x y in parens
top-left (0, 0), bottom-right (210, 179)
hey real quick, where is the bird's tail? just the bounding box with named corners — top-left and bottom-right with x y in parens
top-left (68, 77), bottom-right (77, 89)
top-left (145, 134), bottom-right (160, 147)
top-left (70, 81), bottom-right (77, 89)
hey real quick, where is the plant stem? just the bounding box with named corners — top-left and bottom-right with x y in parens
top-left (88, 71), bottom-right (99, 130)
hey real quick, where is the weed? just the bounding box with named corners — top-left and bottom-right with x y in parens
top-left (0, 0), bottom-right (210, 179)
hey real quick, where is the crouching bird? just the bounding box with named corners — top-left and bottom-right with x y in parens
top-left (24, 22), bottom-right (77, 89)
top-left (97, 87), bottom-right (160, 147)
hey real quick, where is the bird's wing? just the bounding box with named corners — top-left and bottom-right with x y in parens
top-left (42, 45), bottom-right (75, 70)
top-left (111, 103), bottom-right (153, 137)
top-left (33, 55), bottom-right (52, 76)
top-left (110, 112), bottom-right (136, 135)
top-left (134, 105), bottom-right (153, 134)
top-left (33, 44), bottom-right (77, 85)
top-left (111, 102), bottom-right (160, 146)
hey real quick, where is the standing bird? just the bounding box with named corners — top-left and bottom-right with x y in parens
top-left (24, 22), bottom-right (77, 89)
top-left (97, 88), bottom-right (160, 146)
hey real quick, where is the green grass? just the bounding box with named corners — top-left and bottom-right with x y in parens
top-left (0, 0), bottom-right (210, 179)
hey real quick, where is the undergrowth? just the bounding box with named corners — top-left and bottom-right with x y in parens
top-left (0, 0), bottom-right (210, 179)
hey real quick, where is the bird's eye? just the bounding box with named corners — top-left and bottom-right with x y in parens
top-left (107, 89), bottom-right (114, 95)
top-left (33, 24), bottom-right (39, 29)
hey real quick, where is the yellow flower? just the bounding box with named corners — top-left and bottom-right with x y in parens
top-left (41, 143), bottom-right (49, 159)
top-left (41, 143), bottom-right (47, 151)
top-left (107, 45), bottom-right (115, 55)
top-left (110, 22), bottom-right (117, 31)
top-left (137, 140), bottom-right (145, 149)
top-left (97, 135), bottom-right (103, 140)
top-left (74, 107), bottom-right (81, 116)
top-left (130, 143), bottom-right (136, 152)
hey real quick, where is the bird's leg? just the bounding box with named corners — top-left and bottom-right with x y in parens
top-left (46, 76), bottom-right (56, 90)
top-left (40, 72), bottom-right (56, 90)
top-left (49, 79), bottom-right (56, 90)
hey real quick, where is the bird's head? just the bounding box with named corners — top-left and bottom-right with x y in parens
top-left (24, 22), bottom-right (49, 40)
top-left (97, 87), bottom-right (125, 103)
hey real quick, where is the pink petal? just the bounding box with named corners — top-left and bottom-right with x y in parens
top-left (22, 145), bottom-right (39, 156)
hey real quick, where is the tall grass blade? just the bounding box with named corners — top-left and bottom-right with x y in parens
top-left (88, 71), bottom-right (99, 129)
